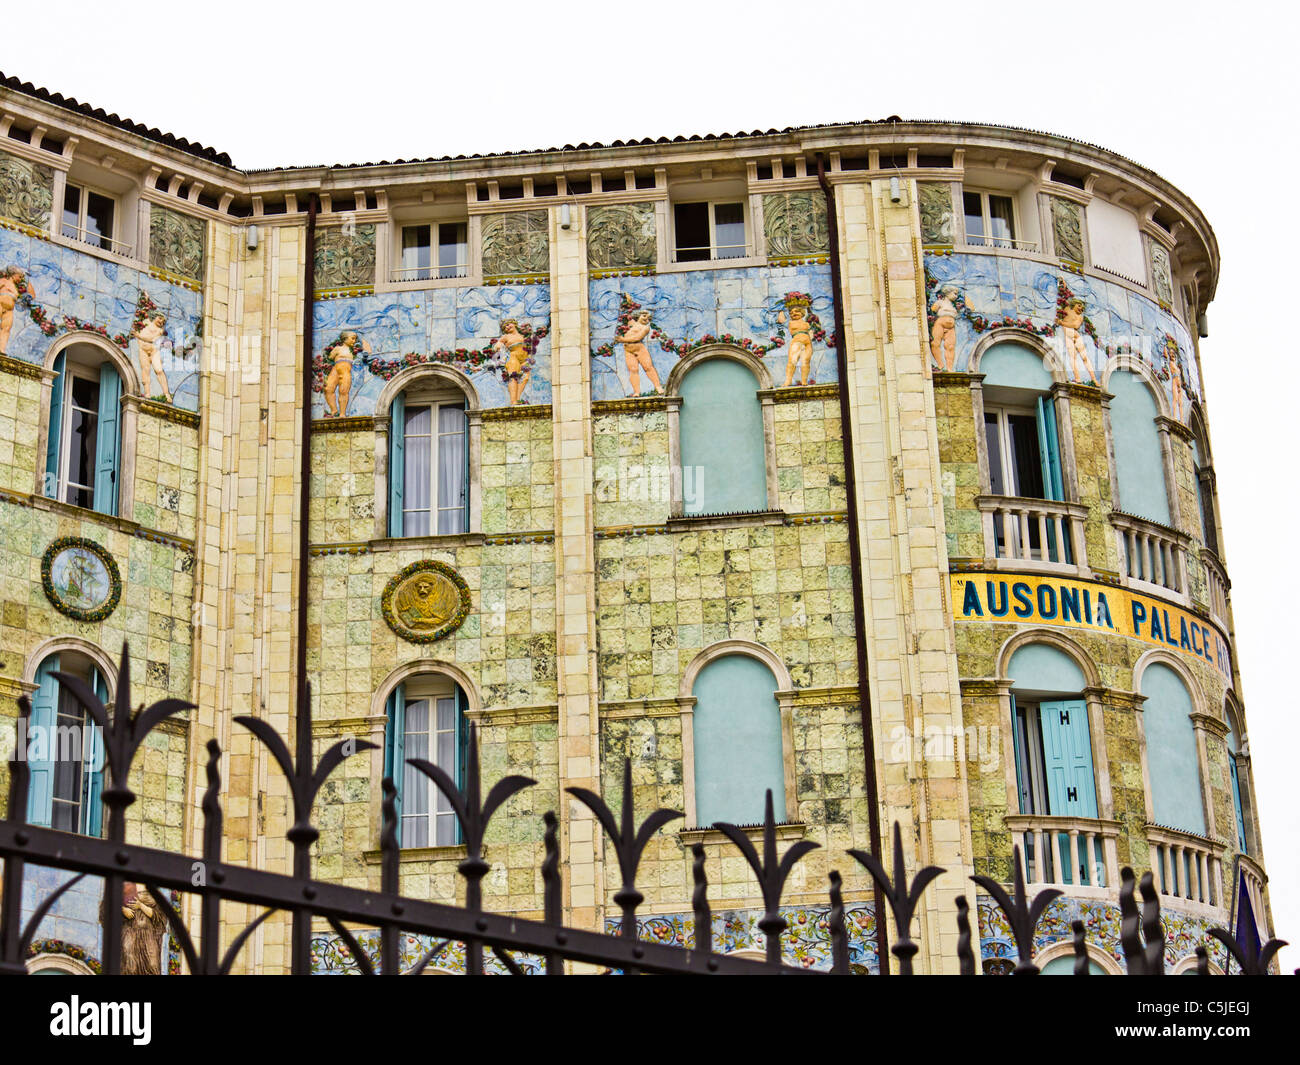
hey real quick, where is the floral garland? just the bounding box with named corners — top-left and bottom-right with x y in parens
top-left (6, 277), bottom-right (192, 355)
top-left (590, 291), bottom-right (835, 361)
top-left (924, 271), bottom-right (1098, 343)
top-left (314, 323), bottom-right (551, 392)
top-left (8, 271), bottom-right (60, 338)
top-left (26, 938), bottom-right (103, 974)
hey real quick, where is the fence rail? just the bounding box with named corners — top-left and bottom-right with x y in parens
top-left (0, 644), bottom-right (1285, 976)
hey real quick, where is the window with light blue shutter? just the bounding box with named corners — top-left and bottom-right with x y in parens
top-left (26, 655), bottom-right (60, 827)
top-left (1038, 699), bottom-right (1097, 818)
top-left (1109, 371), bottom-right (1171, 525)
top-left (44, 353), bottom-right (65, 498)
top-left (93, 362), bottom-right (121, 516)
top-left (84, 669), bottom-right (106, 838)
top-left (679, 360), bottom-right (767, 516)
top-left (388, 392), bottom-right (405, 537)
top-left (691, 654), bottom-right (785, 826)
top-left (1227, 725), bottom-right (1247, 853)
top-left (1140, 664), bottom-right (1206, 836)
top-left (383, 683), bottom-right (406, 834)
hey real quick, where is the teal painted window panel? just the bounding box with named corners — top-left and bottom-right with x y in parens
top-left (44, 353), bottom-right (64, 497)
top-left (692, 655), bottom-right (785, 826)
top-left (92, 362), bottom-right (121, 516)
top-left (1140, 663), bottom-right (1206, 836)
top-left (679, 359), bottom-right (767, 516)
top-left (1109, 371), bottom-right (1171, 525)
top-left (1007, 643), bottom-right (1086, 693)
top-left (980, 342), bottom-right (1054, 391)
top-left (1038, 699), bottom-right (1098, 819)
top-left (1227, 726), bottom-right (1247, 852)
top-left (388, 392), bottom-right (406, 536)
top-left (1041, 955), bottom-right (1107, 975)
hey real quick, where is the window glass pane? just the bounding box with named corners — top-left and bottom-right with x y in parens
top-left (713, 202), bottom-right (746, 258)
top-left (62, 183), bottom-right (81, 240)
top-left (438, 223), bottom-right (467, 278)
top-left (435, 811), bottom-right (456, 847)
top-left (403, 404), bottom-right (432, 535)
top-left (1007, 413), bottom-right (1043, 498)
top-left (988, 196), bottom-right (1015, 244)
top-left (401, 225), bottom-right (432, 277)
top-left (963, 191), bottom-right (985, 243)
top-left (436, 405), bottom-right (467, 534)
top-left (65, 374), bottom-right (98, 509)
top-left (674, 202), bottom-right (710, 261)
top-left (85, 192), bottom-right (114, 249)
top-left (984, 413), bottom-right (1005, 495)
top-left (402, 698), bottom-right (429, 848)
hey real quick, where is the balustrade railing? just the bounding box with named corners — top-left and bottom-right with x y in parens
top-left (977, 495), bottom-right (1088, 570)
top-left (1004, 814), bottom-right (1120, 890)
top-left (1112, 512), bottom-right (1189, 597)
top-left (1202, 550), bottom-right (1231, 628)
top-left (1146, 824), bottom-right (1225, 909)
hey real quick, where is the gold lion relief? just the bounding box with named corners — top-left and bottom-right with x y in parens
top-left (393, 570), bottom-right (461, 632)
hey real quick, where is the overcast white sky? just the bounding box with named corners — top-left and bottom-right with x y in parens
top-left (5, 0), bottom-right (1295, 969)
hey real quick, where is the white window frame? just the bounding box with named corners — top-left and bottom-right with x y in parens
top-left (59, 363), bottom-right (101, 509)
top-left (1013, 699), bottom-right (1050, 815)
top-left (394, 220), bottom-right (470, 283)
top-left (401, 395), bottom-right (468, 537)
top-left (61, 180), bottom-right (126, 256)
top-left (671, 199), bottom-right (749, 262)
top-left (50, 684), bottom-right (94, 834)
top-left (983, 403), bottom-right (1040, 498)
top-left (400, 675), bottom-right (460, 849)
top-left (962, 188), bottom-right (1020, 250)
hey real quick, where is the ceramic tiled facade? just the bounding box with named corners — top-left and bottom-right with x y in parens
top-left (0, 79), bottom-right (1273, 974)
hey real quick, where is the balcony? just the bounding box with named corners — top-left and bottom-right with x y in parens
top-left (1201, 550), bottom-right (1231, 629)
top-left (1111, 512), bottom-right (1190, 600)
top-left (1146, 824), bottom-right (1226, 912)
top-left (1239, 854), bottom-right (1269, 935)
top-left (976, 495), bottom-right (1089, 573)
top-left (1004, 814), bottom-right (1121, 890)
top-left (388, 263), bottom-right (469, 283)
top-left (963, 236), bottom-right (1039, 253)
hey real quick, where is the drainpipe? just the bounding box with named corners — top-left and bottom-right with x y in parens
top-left (298, 198), bottom-right (317, 698)
top-left (816, 153), bottom-right (890, 973)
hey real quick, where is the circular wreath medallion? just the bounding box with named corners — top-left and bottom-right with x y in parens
top-left (41, 537), bottom-right (121, 622)
top-left (381, 560), bottom-right (471, 644)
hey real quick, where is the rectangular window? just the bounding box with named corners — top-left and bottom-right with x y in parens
top-left (673, 201), bottom-right (747, 261)
top-left (398, 222), bottom-right (468, 281)
top-left (401, 692), bottom-right (460, 848)
top-left (62, 183), bottom-right (118, 253)
top-left (985, 408), bottom-right (1043, 499)
top-left (402, 400), bottom-right (467, 536)
top-left (62, 368), bottom-right (100, 510)
top-left (50, 688), bottom-right (91, 834)
top-left (963, 190), bottom-right (1017, 249)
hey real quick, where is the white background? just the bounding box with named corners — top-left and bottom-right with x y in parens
top-left (4, 0), bottom-right (1295, 971)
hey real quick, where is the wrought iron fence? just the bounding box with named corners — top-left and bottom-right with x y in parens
top-left (0, 643), bottom-right (1286, 976)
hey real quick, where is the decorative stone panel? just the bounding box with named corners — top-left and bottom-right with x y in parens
top-left (1149, 239), bottom-right (1174, 307)
top-left (149, 205), bottom-right (206, 281)
top-left (1050, 196), bottom-right (1085, 264)
top-left (762, 192), bottom-right (828, 258)
top-left (587, 203), bottom-right (656, 270)
top-left (918, 182), bottom-right (954, 246)
top-left (0, 150), bottom-right (53, 229)
top-left (314, 222), bottom-right (376, 290)
top-left (481, 210), bottom-right (549, 278)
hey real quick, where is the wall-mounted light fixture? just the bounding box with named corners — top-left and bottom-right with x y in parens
top-left (889, 176), bottom-right (902, 204)
top-left (560, 203), bottom-right (572, 230)
top-left (246, 224), bottom-right (259, 251)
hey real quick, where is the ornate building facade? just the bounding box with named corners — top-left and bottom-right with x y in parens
top-left (0, 72), bottom-right (1270, 974)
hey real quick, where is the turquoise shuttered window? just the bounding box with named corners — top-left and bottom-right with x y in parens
top-left (84, 671), bottom-right (106, 838)
top-left (1109, 371), bottom-right (1171, 525)
top-left (44, 353), bottom-right (65, 498)
top-left (691, 654), bottom-right (785, 826)
top-left (1034, 396), bottom-right (1064, 501)
top-left (1038, 699), bottom-right (1098, 818)
top-left (679, 360), bottom-right (767, 516)
top-left (93, 362), bottom-right (121, 516)
top-left (26, 655), bottom-right (60, 827)
top-left (388, 393), bottom-right (406, 537)
top-left (1228, 737), bottom-right (1247, 853)
top-left (1140, 664), bottom-right (1206, 836)
top-left (383, 683), bottom-right (407, 832)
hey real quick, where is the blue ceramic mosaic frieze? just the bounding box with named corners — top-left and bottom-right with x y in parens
top-left (0, 225), bottom-right (203, 412)
top-left (924, 252), bottom-right (1201, 419)
top-left (589, 264), bottom-right (839, 401)
top-left (310, 283), bottom-right (552, 417)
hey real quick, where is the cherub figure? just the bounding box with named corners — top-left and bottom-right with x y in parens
top-left (614, 309), bottom-right (662, 395)
top-left (929, 283), bottom-right (960, 370)
top-left (132, 312), bottom-right (173, 403)
top-left (323, 331), bottom-right (370, 417)
top-left (493, 319), bottom-right (531, 405)
top-left (1056, 298), bottom-right (1099, 385)
top-left (778, 297), bottom-right (814, 387)
top-left (1162, 335), bottom-right (1187, 421)
top-left (0, 266), bottom-right (26, 354)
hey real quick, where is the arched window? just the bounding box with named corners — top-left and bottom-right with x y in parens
top-left (691, 654), bottom-right (785, 826)
top-left (1108, 370), bottom-right (1170, 525)
top-left (384, 673), bottom-right (468, 847)
top-left (1007, 641), bottom-right (1100, 885)
top-left (1139, 663), bottom-right (1205, 836)
top-left (1190, 413), bottom-right (1218, 554)
top-left (388, 385), bottom-right (469, 537)
top-left (27, 650), bottom-right (107, 837)
top-left (1040, 954), bottom-right (1108, 975)
top-left (44, 344), bottom-right (123, 516)
top-left (678, 357), bottom-right (768, 516)
top-left (1225, 708), bottom-right (1249, 854)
